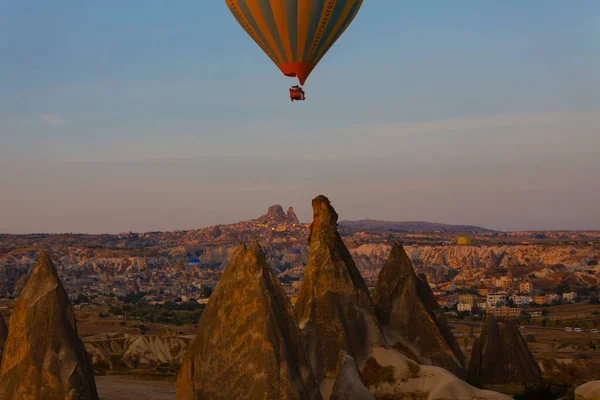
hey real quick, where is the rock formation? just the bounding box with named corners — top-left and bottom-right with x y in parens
top-left (372, 241), bottom-right (466, 378)
top-left (359, 347), bottom-right (510, 400)
top-left (468, 315), bottom-right (542, 385)
top-left (0, 313), bottom-right (7, 368)
top-left (176, 239), bottom-right (321, 400)
top-left (575, 381), bottom-right (600, 400)
top-left (295, 195), bottom-right (384, 391)
top-left (0, 252), bottom-right (99, 400)
top-left (330, 352), bottom-right (373, 400)
top-left (287, 206), bottom-right (300, 225)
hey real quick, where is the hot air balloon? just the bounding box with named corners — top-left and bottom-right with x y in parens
top-left (224, 0), bottom-right (364, 100)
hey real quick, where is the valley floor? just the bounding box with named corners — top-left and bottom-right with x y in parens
top-left (96, 375), bottom-right (175, 400)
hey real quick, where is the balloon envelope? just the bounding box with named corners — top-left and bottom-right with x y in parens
top-left (225, 0), bottom-right (363, 85)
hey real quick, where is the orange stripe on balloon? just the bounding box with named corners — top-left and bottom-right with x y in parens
top-left (270, 0), bottom-right (293, 63)
top-left (245, 1), bottom-right (286, 65)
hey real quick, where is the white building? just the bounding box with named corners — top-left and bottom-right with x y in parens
top-left (509, 295), bottom-right (531, 306)
top-left (563, 292), bottom-right (578, 303)
top-left (458, 303), bottom-right (473, 312)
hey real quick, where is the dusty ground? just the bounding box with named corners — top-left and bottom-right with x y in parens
top-left (96, 375), bottom-right (175, 400)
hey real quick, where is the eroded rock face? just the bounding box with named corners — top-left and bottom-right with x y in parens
top-left (360, 347), bottom-right (511, 400)
top-left (295, 195), bottom-right (384, 386)
top-left (330, 352), bottom-right (373, 400)
top-left (372, 241), bottom-right (466, 379)
top-left (0, 252), bottom-right (99, 400)
top-left (176, 239), bottom-right (321, 400)
top-left (468, 315), bottom-right (542, 385)
top-left (575, 381), bottom-right (600, 400)
top-left (0, 313), bottom-right (7, 368)
top-left (84, 333), bottom-right (191, 370)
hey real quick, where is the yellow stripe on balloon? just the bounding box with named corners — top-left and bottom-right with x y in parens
top-left (311, 0), bottom-right (354, 63)
top-left (245, 1), bottom-right (286, 65)
top-left (297, 0), bottom-right (312, 62)
top-left (270, 0), bottom-right (293, 63)
top-left (306, 0), bottom-right (338, 61)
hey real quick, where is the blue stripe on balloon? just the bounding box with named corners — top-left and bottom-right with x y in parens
top-left (314, 1), bottom-right (360, 64)
top-left (310, 0), bottom-right (347, 62)
top-left (284, 0), bottom-right (298, 61)
top-left (256, 0), bottom-right (289, 63)
top-left (302, 0), bottom-right (326, 61)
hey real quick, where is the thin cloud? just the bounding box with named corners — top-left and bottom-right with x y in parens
top-left (40, 114), bottom-right (63, 125)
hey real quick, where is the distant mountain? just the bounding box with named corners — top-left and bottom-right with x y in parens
top-left (338, 219), bottom-right (493, 233)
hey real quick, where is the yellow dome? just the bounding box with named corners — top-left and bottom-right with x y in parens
top-left (457, 237), bottom-right (471, 245)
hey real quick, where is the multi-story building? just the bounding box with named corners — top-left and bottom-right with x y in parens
top-left (534, 295), bottom-right (546, 305)
top-left (510, 295), bottom-right (531, 307)
top-left (488, 306), bottom-right (522, 319)
top-left (458, 303), bottom-right (473, 312)
top-left (486, 291), bottom-right (508, 309)
top-left (563, 292), bottom-right (578, 303)
top-left (478, 287), bottom-right (489, 297)
top-left (519, 282), bottom-right (533, 294)
top-left (459, 294), bottom-right (476, 305)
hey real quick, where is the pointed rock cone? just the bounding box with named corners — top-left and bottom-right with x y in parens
top-left (372, 241), bottom-right (466, 379)
top-left (468, 315), bottom-right (542, 385)
top-left (0, 312), bottom-right (7, 369)
top-left (295, 195), bottom-right (384, 391)
top-left (176, 239), bottom-right (322, 400)
top-left (0, 252), bottom-right (99, 400)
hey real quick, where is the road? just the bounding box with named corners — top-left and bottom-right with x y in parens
top-left (449, 321), bottom-right (598, 333)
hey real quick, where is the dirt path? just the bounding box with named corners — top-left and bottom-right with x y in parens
top-left (96, 375), bottom-right (175, 400)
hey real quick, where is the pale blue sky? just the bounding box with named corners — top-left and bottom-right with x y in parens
top-left (1, 1), bottom-right (599, 233)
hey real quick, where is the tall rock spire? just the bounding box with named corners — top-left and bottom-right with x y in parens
top-left (295, 195), bottom-right (384, 389)
top-left (372, 241), bottom-right (466, 378)
top-left (176, 239), bottom-right (321, 400)
top-left (0, 252), bottom-right (99, 400)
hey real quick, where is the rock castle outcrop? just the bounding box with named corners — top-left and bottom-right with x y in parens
top-left (372, 241), bottom-right (467, 378)
top-left (176, 239), bottom-right (321, 400)
top-left (0, 252), bottom-right (99, 400)
top-left (468, 315), bottom-right (542, 385)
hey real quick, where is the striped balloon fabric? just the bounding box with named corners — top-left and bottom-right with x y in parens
top-left (225, 0), bottom-right (363, 85)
